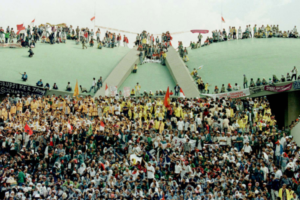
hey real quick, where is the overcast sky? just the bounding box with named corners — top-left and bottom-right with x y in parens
top-left (1, 0), bottom-right (299, 47)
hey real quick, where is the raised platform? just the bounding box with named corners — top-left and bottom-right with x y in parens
top-left (187, 38), bottom-right (300, 92)
top-left (119, 62), bottom-right (176, 93)
top-left (165, 47), bottom-right (200, 98)
top-left (2, 38), bottom-right (300, 99)
top-left (94, 48), bottom-right (140, 97)
top-left (0, 41), bottom-right (130, 95)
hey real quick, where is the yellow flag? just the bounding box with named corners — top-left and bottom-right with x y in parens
top-left (73, 80), bottom-right (79, 98)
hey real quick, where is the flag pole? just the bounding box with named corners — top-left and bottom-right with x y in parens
top-left (221, 0), bottom-right (222, 31)
top-left (94, 0), bottom-right (96, 32)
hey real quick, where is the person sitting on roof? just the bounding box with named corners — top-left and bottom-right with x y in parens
top-left (36, 79), bottom-right (43, 87)
top-left (89, 38), bottom-right (94, 47)
top-left (66, 82), bottom-right (72, 91)
top-left (52, 83), bottom-right (58, 90)
top-left (97, 41), bottom-right (102, 49)
top-left (130, 89), bottom-right (135, 97)
top-left (28, 48), bottom-right (34, 57)
top-left (20, 72), bottom-right (27, 81)
top-left (132, 64), bottom-right (138, 73)
top-left (190, 68), bottom-right (198, 78)
top-left (80, 85), bottom-right (88, 93)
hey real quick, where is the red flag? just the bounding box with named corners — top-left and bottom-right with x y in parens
top-left (221, 16), bottom-right (225, 23)
top-left (292, 177), bottom-right (298, 184)
top-left (100, 121), bottom-right (105, 131)
top-left (164, 87), bottom-right (170, 108)
top-left (91, 16), bottom-right (95, 21)
top-left (105, 84), bottom-right (109, 96)
top-left (31, 19), bottom-right (35, 23)
top-left (16, 24), bottom-right (25, 34)
top-left (180, 88), bottom-right (185, 98)
top-left (24, 123), bottom-right (33, 136)
top-left (67, 120), bottom-right (73, 133)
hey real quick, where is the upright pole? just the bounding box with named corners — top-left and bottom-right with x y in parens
top-left (221, 0), bottom-right (222, 31)
top-left (94, 0), bottom-right (96, 31)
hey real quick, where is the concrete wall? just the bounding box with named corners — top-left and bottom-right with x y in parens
top-left (165, 47), bottom-right (200, 98)
top-left (94, 48), bottom-right (140, 98)
top-left (291, 122), bottom-right (300, 146)
top-left (45, 89), bottom-right (89, 98)
top-left (267, 90), bottom-right (300, 127)
top-left (287, 91), bottom-right (300, 126)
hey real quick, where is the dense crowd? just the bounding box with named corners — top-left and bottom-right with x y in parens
top-left (0, 93), bottom-right (299, 200)
top-left (135, 30), bottom-right (171, 66)
top-left (192, 66), bottom-right (299, 95)
top-left (187, 25), bottom-right (299, 48)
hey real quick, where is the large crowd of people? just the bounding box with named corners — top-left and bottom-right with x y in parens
top-left (0, 92), bottom-right (299, 200)
top-left (189, 25), bottom-right (299, 48)
top-left (191, 65), bottom-right (299, 95)
top-left (186, 24), bottom-right (300, 95)
top-left (2, 23), bottom-right (300, 96)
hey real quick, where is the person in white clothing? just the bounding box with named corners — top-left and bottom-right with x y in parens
top-left (177, 118), bottom-right (184, 131)
top-left (274, 167), bottom-right (282, 180)
top-left (174, 161), bottom-right (182, 179)
top-left (261, 163), bottom-right (269, 181)
top-left (291, 66), bottom-right (297, 81)
top-left (89, 78), bottom-right (97, 93)
top-left (146, 162), bottom-right (155, 186)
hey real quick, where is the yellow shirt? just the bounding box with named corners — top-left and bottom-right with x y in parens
top-left (17, 103), bottom-right (23, 111)
top-left (238, 119), bottom-right (244, 128)
top-left (135, 85), bottom-right (141, 91)
top-left (205, 84), bottom-right (209, 91)
top-left (175, 107), bottom-right (182, 118)
top-left (10, 106), bottom-right (16, 114)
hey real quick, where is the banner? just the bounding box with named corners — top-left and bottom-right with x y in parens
top-left (0, 81), bottom-right (46, 96)
top-left (45, 23), bottom-right (67, 27)
top-left (293, 81), bottom-right (300, 90)
top-left (264, 83), bottom-right (293, 92)
top-left (142, 58), bottom-right (161, 64)
top-left (203, 88), bottom-right (250, 100)
top-left (190, 30), bottom-right (209, 34)
top-left (123, 87), bottom-right (130, 97)
top-left (110, 86), bottom-right (117, 97)
top-left (249, 85), bottom-right (264, 94)
top-left (0, 43), bottom-right (22, 48)
top-left (130, 154), bottom-right (142, 164)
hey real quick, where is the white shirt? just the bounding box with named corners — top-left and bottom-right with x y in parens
top-left (261, 166), bottom-right (269, 180)
top-left (195, 117), bottom-right (202, 126)
top-left (175, 164), bottom-right (182, 174)
top-left (275, 170), bottom-right (283, 179)
top-left (177, 121), bottom-right (184, 131)
top-left (223, 118), bottom-right (229, 128)
top-left (92, 80), bottom-right (96, 87)
top-left (146, 165), bottom-right (155, 179)
top-left (243, 145), bottom-right (252, 153)
top-left (218, 136), bottom-right (227, 145)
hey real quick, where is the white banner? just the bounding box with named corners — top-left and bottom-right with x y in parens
top-left (202, 88), bottom-right (250, 100)
top-left (110, 86), bottom-right (118, 97)
top-left (123, 87), bottom-right (130, 98)
top-left (142, 58), bottom-right (161, 64)
top-left (130, 154), bottom-right (142, 165)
